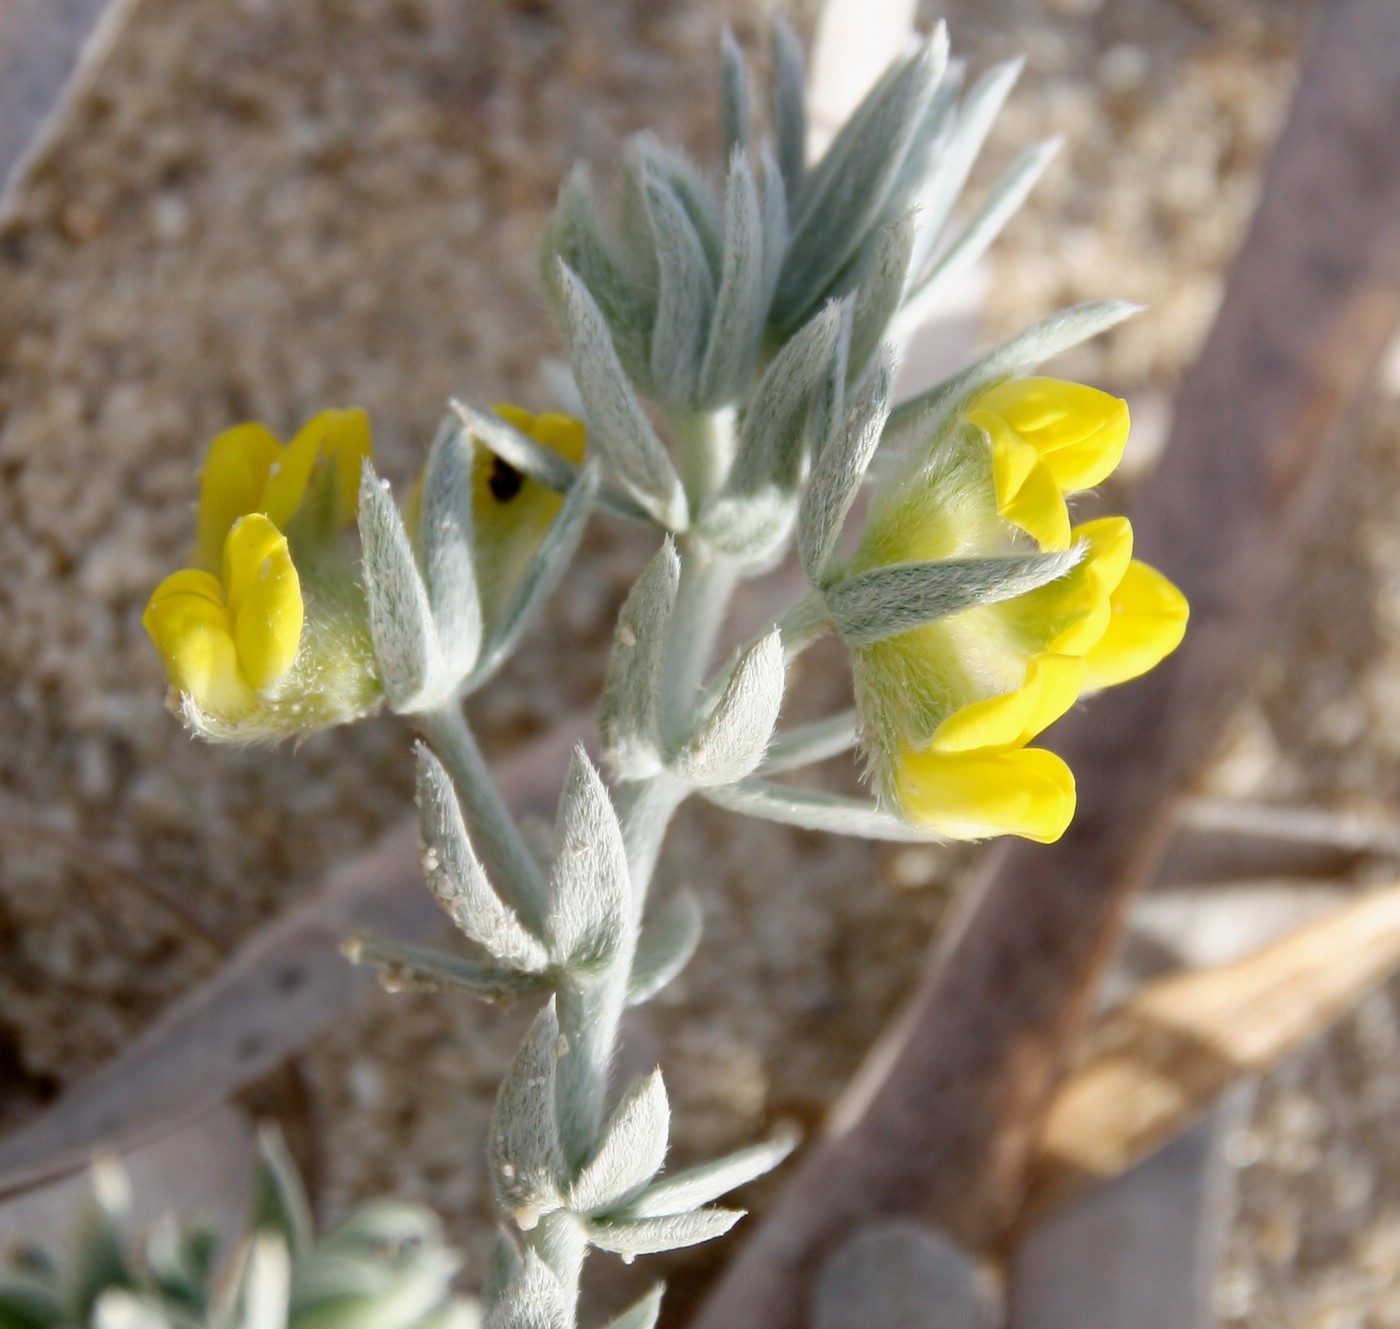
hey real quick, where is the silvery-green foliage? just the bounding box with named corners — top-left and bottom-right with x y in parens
top-left (643, 165), bottom-right (716, 407)
top-left (847, 218), bottom-right (915, 385)
top-left (347, 933), bottom-right (550, 1005)
top-left (886, 299), bottom-right (1141, 439)
top-left (483, 1247), bottom-right (566, 1329)
top-left (598, 1286), bottom-right (663, 1329)
top-left (416, 745), bottom-right (549, 972)
top-left (490, 1001), bottom-right (568, 1227)
top-left (825, 548), bottom-right (1083, 647)
top-left (719, 28), bottom-right (748, 160)
top-left (583, 1210), bottom-right (743, 1261)
top-left (771, 20), bottom-right (806, 197)
top-left (697, 152), bottom-right (766, 409)
top-left (567, 1071), bottom-right (669, 1215)
top-left (703, 779), bottom-right (950, 842)
top-left (0, 1137), bottom-right (474, 1329)
top-left (671, 629), bottom-right (785, 787)
top-left (418, 418), bottom-right (484, 684)
top-left (627, 890), bottom-right (703, 1006)
top-left (615, 1131), bottom-right (797, 1220)
top-left (359, 463), bottom-right (444, 713)
top-left (798, 352), bottom-right (894, 586)
top-left (471, 465), bottom-right (599, 684)
top-left (555, 264), bottom-right (689, 530)
top-left (599, 540), bottom-right (680, 780)
top-left (770, 29), bottom-right (948, 333)
top-left (545, 751), bottom-right (631, 970)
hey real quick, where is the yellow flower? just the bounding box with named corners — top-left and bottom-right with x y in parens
top-left (843, 377), bottom-right (1186, 843)
top-left (470, 404), bottom-right (587, 623)
top-left (143, 514), bottom-right (303, 721)
top-left (967, 377), bottom-right (1129, 551)
top-left (196, 408), bottom-right (371, 570)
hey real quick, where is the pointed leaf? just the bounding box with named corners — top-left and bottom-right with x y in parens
top-left (556, 266), bottom-right (687, 529)
top-left (249, 1128), bottom-right (313, 1256)
top-left (772, 19), bottom-right (806, 198)
top-left (483, 1247), bottom-right (565, 1329)
top-left (598, 1285), bottom-right (664, 1329)
top-left (415, 746), bottom-right (548, 970)
top-left (359, 464), bottom-right (442, 711)
top-left (546, 751), bottom-right (631, 970)
top-left (473, 467), bottom-right (599, 682)
top-left (698, 151), bottom-right (766, 407)
top-left (848, 215), bottom-right (915, 376)
top-left (419, 418), bottom-right (483, 682)
top-left (644, 170), bottom-right (716, 408)
top-left (628, 891), bottom-right (703, 1006)
top-left (720, 27), bottom-right (749, 160)
top-left (585, 1209), bottom-right (743, 1258)
top-left (345, 933), bottom-right (549, 1005)
top-left (568, 1070), bottom-right (670, 1215)
top-left (758, 145), bottom-right (789, 310)
top-left (632, 138), bottom-right (724, 275)
top-left (619, 1130), bottom-right (798, 1218)
top-left (489, 1001), bottom-right (567, 1224)
top-left (799, 353), bottom-right (892, 585)
top-left (599, 540), bottom-right (680, 779)
top-left (672, 631), bottom-right (785, 787)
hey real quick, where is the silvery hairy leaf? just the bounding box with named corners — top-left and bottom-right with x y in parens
top-left (672, 630), bottom-right (785, 787)
top-left (895, 138), bottom-right (1059, 340)
top-left (644, 168), bottom-right (717, 408)
top-left (416, 746), bottom-right (549, 972)
top-left (826, 549), bottom-right (1081, 647)
top-left (250, 1127), bottom-right (313, 1256)
top-left (697, 151), bottom-right (766, 408)
top-left (584, 1209), bottom-right (743, 1259)
top-left (703, 779), bottom-right (947, 841)
top-left (599, 539), bottom-right (680, 780)
top-left (543, 165), bottom-right (653, 382)
top-left (567, 1070), bottom-right (670, 1215)
top-left (599, 1285), bottom-right (663, 1329)
top-left (483, 1247), bottom-right (565, 1329)
top-left (887, 299), bottom-right (1142, 436)
top-left (725, 300), bottom-right (845, 499)
top-left (697, 488), bottom-right (798, 568)
top-left (632, 137), bottom-right (724, 275)
top-left (758, 712), bottom-right (858, 776)
top-left (758, 148), bottom-right (789, 318)
top-left (809, 301), bottom-right (853, 468)
top-left (545, 749), bottom-right (631, 970)
top-left (628, 890), bottom-right (702, 1006)
top-left (359, 464), bottom-right (443, 712)
top-left (847, 216), bottom-right (915, 379)
top-left (419, 418), bottom-right (484, 684)
top-left (771, 19), bottom-right (806, 198)
top-left (720, 27), bottom-right (749, 160)
top-left (798, 352), bottom-right (893, 586)
top-left (907, 58), bottom-right (1024, 279)
top-left (472, 466), bottom-right (599, 683)
top-left (556, 265), bottom-right (688, 530)
top-left (773, 30), bottom-right (948, 330)
top-left (489, 1001), bottom-right (567, 1224)
top-left (347, 934), bottom-right (550, 1005)
top-left (226, 1235), bottom-right (291, 1329)
top-left (617, 1130), bottom-right (798, 1219)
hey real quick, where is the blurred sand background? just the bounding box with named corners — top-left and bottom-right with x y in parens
top-left (6, 0), bottom-right (1400, 1323)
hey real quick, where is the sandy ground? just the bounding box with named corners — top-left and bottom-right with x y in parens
top-left (6, 0), bottom-right (1400, 1324)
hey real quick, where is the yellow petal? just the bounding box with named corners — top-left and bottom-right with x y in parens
top-left (223, 514), bottom-right (304, 690)
top-left (931, 652), bottom-right (1085, 752)
top-left (196, 424), bottom-right (281, 571)
top-left (984, 425), bottom-right (1072, 550)
top-left (323, 407), bottom-right (373, 525)
top-left (261, 416), bottom-right (323, 531)
top-left (142, 572), bottom-right (252, 717)
top-left (894, 743), bottom-right (1077, 843)
top-left (1082, 559), bottom-right (1189, 690)
top-left (528, 412), bottom-right (588, 464)
top-left (971, 378), bottom-right (1129, 493)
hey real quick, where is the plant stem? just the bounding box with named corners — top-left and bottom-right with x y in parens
top-left (416, 706), bottom-right (550, 935)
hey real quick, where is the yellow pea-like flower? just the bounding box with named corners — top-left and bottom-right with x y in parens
top-left (1082, 558), bottom-right (1190, 690)
top-left (968, 377), bottom-right (1130, 551)
top-left (196, 408), bottom-right (371, 570)
top-left (143, 514), bottom-right (303, 720)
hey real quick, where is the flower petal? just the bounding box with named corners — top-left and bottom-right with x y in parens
top-left (1082, 559), bottom-right (1189, 690)
top-left (985, 425), bottom-right (1071, 550)
top-left (142, 572), bottom-right (251, 717)
top-left (931, 652), bottom-right (1085, 752)
top-left (894, 743), bottom-right (1077, 843)
top-left (223, 515), bottom-right (304, 690)
top-left (324, 407), bottom-right (374, 525)
top-left (196, 424), bottom-right (281, 571)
